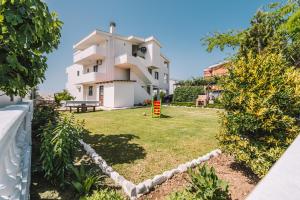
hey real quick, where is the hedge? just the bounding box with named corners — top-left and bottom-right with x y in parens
top-left (173, 86), bottom-right (204, 102)
top-left (170, 102), bottom-right (195, 107)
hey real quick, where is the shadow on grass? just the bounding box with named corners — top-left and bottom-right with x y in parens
top-left (160, 114), bottom-right (172, 118)
top-left (83, 132), bottom-right (146, 165)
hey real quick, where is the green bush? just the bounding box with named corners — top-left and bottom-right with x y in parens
top-left (54, 89), bottom-right (74, 105)
top-left (168, 190), bottom-right (195, 200)
top-left (170, 102), bottom-right (195, 107)
top-left (205, 103), bottom-right (223, 109)
top-left (218, 53), bottom-right (300, 178)
top-left (83, 189), bottom-right (124, 200)
top-left (40, 115), bottom-right (84, 185)
top-left (32, 105), bottom-right (58, 135)
top-left (168, 164), bottom-right (230, 200)
top-left (173, 86), bottom-right (204, 102)
top-left (69, 165), bottom-right (101, 197)
top-left (189, 164), bottom-right (229, 200)
top-left (159, 91), bottom-right (166, 102)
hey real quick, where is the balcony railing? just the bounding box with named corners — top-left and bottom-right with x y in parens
top-left (74, 71), bottom-right (106, 84)
top-left (74, 45), bottom-right (106, 64)
top-left (115, 54), bottom-right (159, 86)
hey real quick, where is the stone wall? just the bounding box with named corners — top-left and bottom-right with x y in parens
top-left (0, 101), bottom-right (33, 200)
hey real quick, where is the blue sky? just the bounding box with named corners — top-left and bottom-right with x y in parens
top-left (40, 0), bottom-right (275, 94)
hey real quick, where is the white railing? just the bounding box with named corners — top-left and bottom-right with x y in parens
top-left (73, 45), bottom-right (106, 64)
top-left (0, 101), bottom-right (33, 200)
top-left (115, 54), bottom-right (159, 86)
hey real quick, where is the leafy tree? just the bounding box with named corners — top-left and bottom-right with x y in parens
top-left (0, 0), bottom-right (62, 97)
top-left (204, 1), bottom-right (300, 177)
top-left (218, 53), bottom-right (300, 177)
top-left (54, 89), bottom-right (74, 105)
top-left (202, 2), bottom-right (300, 66)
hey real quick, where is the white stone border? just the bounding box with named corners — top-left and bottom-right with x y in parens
top-left (79, 139), bottom-right (221, 199)
top-left (164, 104), bottom-right (224, 111)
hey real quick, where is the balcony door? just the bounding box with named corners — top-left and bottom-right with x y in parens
top-left (99, 85), bottom-right (104, 106)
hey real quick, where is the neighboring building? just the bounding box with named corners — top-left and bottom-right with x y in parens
top-left (203, 62), bottom-right (228, 78)
top-left (169, 79), bottom-right (179, 95)
top-left (66, 22), bottom-right (170, 108)
top-left (203, 62), bottom-right (228, 100)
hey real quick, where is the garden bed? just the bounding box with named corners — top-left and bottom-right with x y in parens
top-left (140, 154), bottom-right (259, 200)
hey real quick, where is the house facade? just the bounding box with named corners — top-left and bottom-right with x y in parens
top-left (66, 23), bottom-right (170, 108)
top-left (203, 62), bottom-right (228, 99)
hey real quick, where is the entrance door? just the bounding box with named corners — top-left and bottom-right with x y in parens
top-left (99, 86), bottom-right (104, 106)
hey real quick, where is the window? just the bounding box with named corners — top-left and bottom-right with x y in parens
top-left (78, 87), bottom-right (81, 93)
top-left (77, 71), bottom-right (80, 76)
top-left (93, 65), bottom-right (98, 72)
top-left (164, 73), bottom-right (168, 83)
top-left (147, 85), bottom-right (151, 95)
top-left (155, 72), bottom-right (159, 80)
top-left (88, 86), bottom-right (93, 96)
top-left (96, 60), bottom-right (102, 65)
top-left (87, 68), bottom-right (89, 73)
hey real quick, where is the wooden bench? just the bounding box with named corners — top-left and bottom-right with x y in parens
top-left (65, 101), bottom-right (99, 113)
top-left (196, 95), bottom-right (209, 107)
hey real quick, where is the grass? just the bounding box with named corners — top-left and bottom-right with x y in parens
top-left (75, 106), bottom-right (220, 183)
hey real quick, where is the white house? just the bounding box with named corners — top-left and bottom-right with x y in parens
top-left (169, 79), bottom-right (179, 95)
top-left (66, 22), bottom-right (170, 108)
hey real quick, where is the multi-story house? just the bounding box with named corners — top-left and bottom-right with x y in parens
top-left (203, 62), bottom-right (228, 99)
top-left (66, 22), bottom-right (170, 108)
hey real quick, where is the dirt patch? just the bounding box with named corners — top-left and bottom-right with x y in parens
top-left (139, 154), bottom-right (259, 200)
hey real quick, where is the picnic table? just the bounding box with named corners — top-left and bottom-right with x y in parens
top-left (65, 101), bottom-right (99, 113)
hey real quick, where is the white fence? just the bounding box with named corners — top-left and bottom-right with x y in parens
top-left (0, 101), bottom-right (33, 200)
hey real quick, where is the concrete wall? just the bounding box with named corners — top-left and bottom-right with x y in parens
top-left (247, 135), bottom-right (300, 200)
top-left (113, 82), bottom-right (134, 107)
top-left (0, 101), bottom-right (32, 199)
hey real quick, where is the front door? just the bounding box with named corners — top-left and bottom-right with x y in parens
top-left (99, 86), bottom-right (104, 106)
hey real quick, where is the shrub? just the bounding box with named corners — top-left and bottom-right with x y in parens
top-left (205, 103), bottom-right (223, 109)
top-left (187, 164), bottom-right (229, 200)
top-left (173, 86), bottom-right (204, 102)
top-left (54, 89), bottom-right (74, 105)
top-left (168, 164), bottom-right (229, 200)
top-left (83, 189), bottom-right (124, 200)
top-left (170, 102), bottom-right (195, 107)
top-left (168, 191), bottom-right (194, 200)
top-left (159, 91), bottom-right (166, 102)
top-left (69, 165), bottom-right (101, 197)
top-left (218, 53), bottom-right (300, 177)
top-left (40, 115), bottom-right (84, 185)
top-left (32, 105), bottom-right (58, 135)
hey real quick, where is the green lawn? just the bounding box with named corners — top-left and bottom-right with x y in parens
top-left (75, 106), bottom-right (220, 183)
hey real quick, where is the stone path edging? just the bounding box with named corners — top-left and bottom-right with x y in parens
top-left (79, 139), bottom-right (221, 199)
top-left (163, 105), bottom-right (224, 111)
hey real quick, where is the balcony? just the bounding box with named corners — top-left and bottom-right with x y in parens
top-left (74, 71), bottom-right (106, 84)
top-left (115, 54), bottom-right (158, 86)
top-left (74, 45), bottom-right (106, 65)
